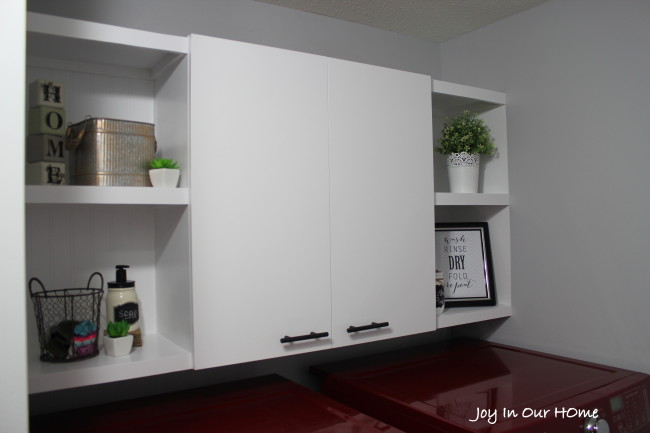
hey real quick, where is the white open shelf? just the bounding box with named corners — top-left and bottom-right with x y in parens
top-left (437, 304), bottom-right (512, 329)
top-left (432, 80), bottom-right (512, 329)
top-left (432, 79), bottom-right (506, 106)
top-left (28, 334), bottom-right (193, 394)
top-left (435, 192), bottom-right (509, 206)
top-left (25, 13), bottom-right (192, 394)
top-left (26, 186), bottom-right (189, 206)
top-left (27, 12), bottom-right (188, 72)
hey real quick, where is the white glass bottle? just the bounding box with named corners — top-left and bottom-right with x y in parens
top-left (106, 265), bottom-right (140, 331)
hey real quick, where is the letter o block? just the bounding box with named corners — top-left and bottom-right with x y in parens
top-left (28, 106), bottom-right (66, 136)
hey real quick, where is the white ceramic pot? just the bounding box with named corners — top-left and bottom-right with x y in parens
top-left (104, 334), bottom-right (134, 357)
top-left (447, 152), bottom-right (480, 193)
top-left (149, 168), bottom-right (180, 188)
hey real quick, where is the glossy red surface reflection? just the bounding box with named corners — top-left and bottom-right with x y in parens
top-left (314, 339), bottom-right (650, 433)
top-left (30, 374), bottom-right (403, 433)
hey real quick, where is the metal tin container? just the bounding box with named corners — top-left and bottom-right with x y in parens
top-left (66, 117), bottom-right (156, 186)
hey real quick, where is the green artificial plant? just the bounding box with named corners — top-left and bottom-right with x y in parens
top-left (436, 110), bottom-right (496, 156)
top-left (150, 158), bottom-right (179, 170)
top-left (106, 320), bottom-right (130, 338)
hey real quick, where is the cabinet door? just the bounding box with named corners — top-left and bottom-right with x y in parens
top-left (328, 59), bottom-right (436, 347)
top-left (190, 35), bottom-right (332, 368)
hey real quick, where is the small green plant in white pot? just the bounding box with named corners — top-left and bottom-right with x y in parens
top-left (149, 158), bottom-right (180, 188)
top-left (435, 110), bottom-right (496, 193)
top-left (104, 320), bottom-right (133, 357)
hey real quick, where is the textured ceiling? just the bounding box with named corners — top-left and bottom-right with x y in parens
top-left (255, 0), bottom-right (550, 42)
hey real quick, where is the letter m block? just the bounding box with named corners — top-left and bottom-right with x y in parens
top-left (27, 134), bottom-right (66, 163)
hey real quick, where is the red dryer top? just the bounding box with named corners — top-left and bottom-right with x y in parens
top-left (30, 374), bottom-right (404, 433)
top-left (313, 339), bottom-right (650, 433)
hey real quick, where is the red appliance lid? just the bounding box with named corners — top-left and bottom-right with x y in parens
top-left (315, 340), bottom-right (639, 430)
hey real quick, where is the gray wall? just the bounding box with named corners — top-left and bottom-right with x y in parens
top-left (442, 0), bottom-right (650, 373)
top-left (27, 0), bottom-right (440, 77)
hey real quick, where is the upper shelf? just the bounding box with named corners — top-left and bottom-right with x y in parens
top-left (26, 186), bottom-right (189, 206)
top-left (27, 12), bottom-right (188, 73)
top-left (432, 80), bottom-right (505, 104)
top-left (431, 79), bottom-right (506, 116)
top-left (435, 193), bottom-right (509, 206)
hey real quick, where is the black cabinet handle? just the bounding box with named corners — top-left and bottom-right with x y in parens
top-left (280, 331), bottom-right (329, 344)
top-left (347, 321), bottom-right (389, 333)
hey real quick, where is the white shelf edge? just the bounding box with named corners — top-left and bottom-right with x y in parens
top-left (27, 55), bottom-right (153, 80)
top-left (28, 334), bottom-right (193, 394)
top-left (432, 79), bottom-right (506, 105)
top-left (26, 185), bottom-right (189, 205)
top-left (435, 192), bottom-right (509, 206)
top-left (27, 12), bottom-right (189, 55)
top-left (437, 304), bottom-right (512, 329)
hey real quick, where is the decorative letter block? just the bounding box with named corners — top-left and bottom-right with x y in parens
top-left (26, 161), bottom-right (66, 185)
top-left (28, 106), bottom-right (66, 136)
top-left (29, 80), bottom-right (64, 108)
top-left (26, 134), bottom-right (67, 163)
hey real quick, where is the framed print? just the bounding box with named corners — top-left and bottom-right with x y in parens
top-left (435, 222), bottom-right (496, 307)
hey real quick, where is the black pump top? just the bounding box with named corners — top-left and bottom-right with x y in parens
top-left (108, 265), bottom-right (135, 288)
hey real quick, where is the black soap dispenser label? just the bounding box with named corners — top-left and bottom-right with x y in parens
top-left (115, 302), bottom-right (139, 325)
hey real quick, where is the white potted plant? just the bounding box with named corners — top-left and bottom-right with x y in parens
top-left (104, 320), bottom-right (134, 357)
top-left (435, 110), bottom-right (496, 193)
top-left (149, 158), bottom-right (180, 188)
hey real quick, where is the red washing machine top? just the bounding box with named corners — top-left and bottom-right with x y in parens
top-left (30, 374), bottom-right (404, 433)
top-left (313, 339), bottom-right (650, 433)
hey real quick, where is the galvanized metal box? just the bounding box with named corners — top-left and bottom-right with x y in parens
top-left (66, 118), bottom-right (156, 186)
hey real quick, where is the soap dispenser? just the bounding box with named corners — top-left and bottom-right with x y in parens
top-left (107, 265), bottom-right (142, 346)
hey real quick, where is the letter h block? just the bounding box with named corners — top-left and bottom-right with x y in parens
top-left (29, 80), bottom-right (64, 108)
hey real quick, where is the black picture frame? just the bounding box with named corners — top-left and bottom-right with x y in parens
top-left (435, 222), bottom-right (496, 307)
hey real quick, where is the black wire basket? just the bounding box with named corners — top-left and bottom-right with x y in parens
top-left (29, 272), bottom-right (104, 362)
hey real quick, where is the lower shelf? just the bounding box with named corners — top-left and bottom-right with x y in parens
top-left (26, 185), bottom-right (189, 205)
top-left (437, 304), bottom-right (512, 329)
top-left (28, 334), bottom-right (193, 394)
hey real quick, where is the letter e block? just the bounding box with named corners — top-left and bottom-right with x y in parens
top-left (26, 134), bottom-right (67, 163)
top-left (28, 106), bottom-right (66, 136)
top-left (29, 80), bottom-right (64, 108)
top-left (26, 162), bottom-right (66, 185)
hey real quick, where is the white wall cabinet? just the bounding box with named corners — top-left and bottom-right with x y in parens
top-left (190, 36), bottom-right (436, 369)
top-left (24, 14), bottom-right (510, 393)
top-left (328, 59), bottom-right (436, 347)
top-left (190, 35), bottom-right (333, 368)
